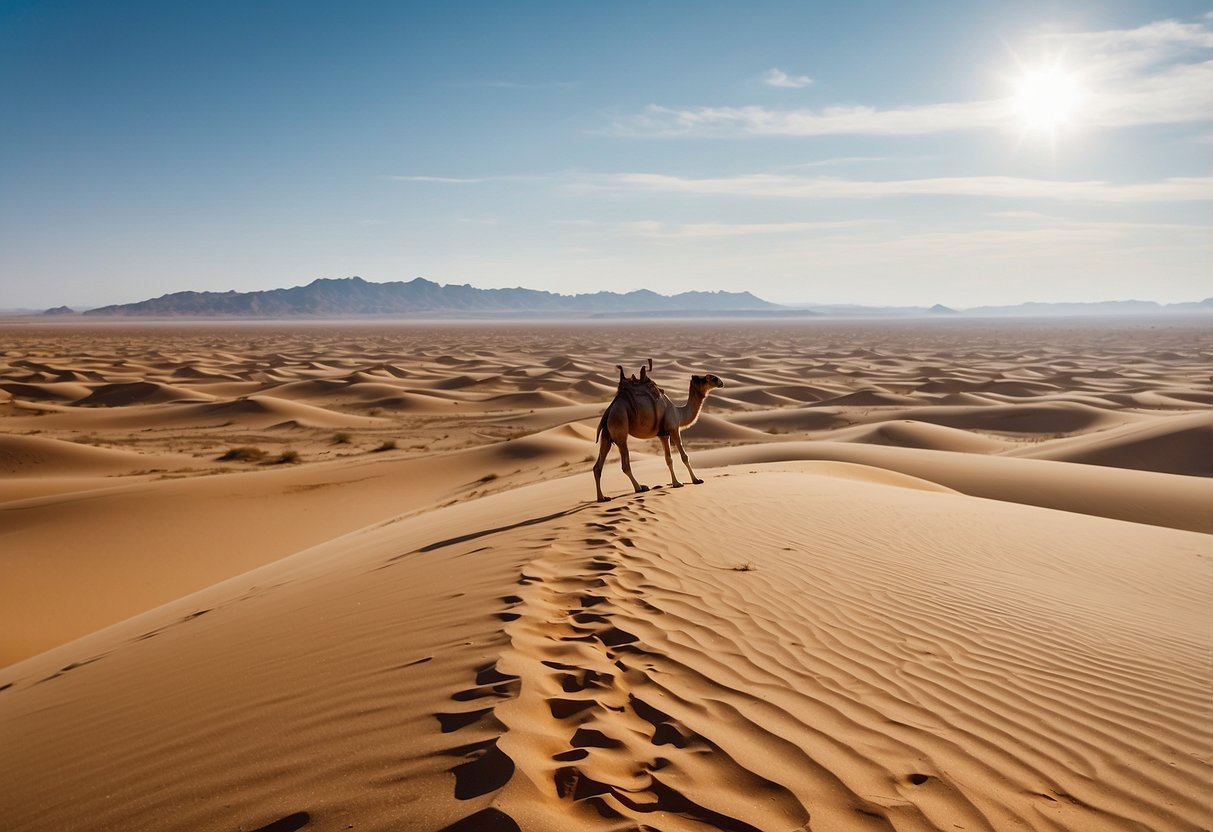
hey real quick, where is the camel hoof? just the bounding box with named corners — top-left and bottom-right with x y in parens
top-left (597, 496), bottom-right (610, 503)
top-left (636, 485), bottom-right (650, 493)
top-left (692, 478), bottom-right (704, 485)
top-left (671, 481), bottom-right (683, 488)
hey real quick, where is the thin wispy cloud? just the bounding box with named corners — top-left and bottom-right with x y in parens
top-left (986, 211), bottom-right (1205, 232)
top-left (788, 156), bottom-right (891, 168)
top-left (614, 16), bottom-right (1212, 136)
top-left (590, 172), bottom-right (1213, 202)
top-left (611, 219), bottom-right (879, 239)
top-left (855, 222), bottom-right (1209, 254)
top-left (619, 100), bottom-right (1006, 136)
top-left (763, 68), bottom-right (813, 88)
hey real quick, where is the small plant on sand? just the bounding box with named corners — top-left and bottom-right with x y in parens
top-left (276, 449), bottom-right (301, 465)
top-left (732, 562), bottom-right (755, 572)
top-left (218, 446), bottom-right (266, 462)
top-left (367, 407), bottom-right (385, 417)
top-left (373, 439), bottom-right (397, 452)
top-left (479, 472), bottom-right (499, 483)
top-left (332, 431), bottom-right (352, 445)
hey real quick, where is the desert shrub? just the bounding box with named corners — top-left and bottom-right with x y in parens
top-left (332, 432), bottom-right (352, 444)
top-left (373, 439), bottom-right (397, 452)
top-left (479, 473), bottom-right (499, 483)
top-left (218, 446), bottom-right (266, 462)
top-left (276, 450), bottom-right (301, 464)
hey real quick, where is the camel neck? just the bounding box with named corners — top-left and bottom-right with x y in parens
top-left (678, 385), bottom-right (708, 426)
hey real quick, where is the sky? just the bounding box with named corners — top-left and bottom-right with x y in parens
top-left (0, 0), bottom-right (1210, 310)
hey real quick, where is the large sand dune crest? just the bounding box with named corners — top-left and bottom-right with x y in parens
top-left (0, 465), bottom-right (1208, 832)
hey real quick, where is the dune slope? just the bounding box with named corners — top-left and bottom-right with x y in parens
top-left (1, 464), bottom-right (1207, 832)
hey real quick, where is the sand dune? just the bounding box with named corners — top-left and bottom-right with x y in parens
top-left (74, 380), bottom-right (216, 406)
top-left (175, 395), bottom-right (387, 429)
top-left (869, 401), bottom-right (1142, 434)
top-left (0, 434), bottom-right (198, 478)
top-left (1, 318), bottom-right (1210, 832)
top-left (692, 441), bottom-right (1213, 534)
top-left (1009, 409), bottom-right (1213, 476)
top-left (477, 391), bottom-right (581, 410)
top-left (259, 378), bottom-right (352, 399)
top-left (727, 407), bottom-right (853, 432)
top-left (2, 380), bottom-right (96, 401)
top-left (830, 419), bottom-right (1012, 453)
top-left (0, 465), bottom-right (1208, 832)
top-left (814, 388), bottom-right (923, 407)
top-left (0, 424), bottom-right (590, 665)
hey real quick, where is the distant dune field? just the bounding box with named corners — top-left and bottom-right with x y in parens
top-left (1, 318), bottom-right (1210, 832)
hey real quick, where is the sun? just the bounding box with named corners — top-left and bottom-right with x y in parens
top-left (1013, 63), bottom-right (1084, 135)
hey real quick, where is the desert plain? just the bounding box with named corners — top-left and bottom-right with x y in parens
top-left (0, 317), bottom-right (1210, 832)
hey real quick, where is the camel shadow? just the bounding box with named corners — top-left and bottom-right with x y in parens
top-left (416, 503), bottom-right (597, 553)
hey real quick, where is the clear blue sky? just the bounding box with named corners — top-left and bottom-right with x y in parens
top-left (1, 0), bottom-right (1209, 309)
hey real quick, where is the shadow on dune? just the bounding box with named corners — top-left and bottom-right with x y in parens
top-left (416, 504), bottom-right (596, 553)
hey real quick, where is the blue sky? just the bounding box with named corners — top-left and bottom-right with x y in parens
top-left (1, 0), bottom-right (1209, 309)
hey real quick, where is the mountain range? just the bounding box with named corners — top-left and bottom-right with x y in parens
top-left (79, 277), bottom-right (780, 318)
top-left (29, 276), bottom-right (1211, 318)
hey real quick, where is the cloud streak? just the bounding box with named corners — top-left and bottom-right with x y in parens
top-left (590, 172), bottom-right (1213, 203)
top-left (612, 219), bottom-right (879, 239)
top-left (621, 100), bottom-right (1007, 136)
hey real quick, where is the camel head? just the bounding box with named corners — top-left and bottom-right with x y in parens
top-left (690, 374), bottom-right (725, 393)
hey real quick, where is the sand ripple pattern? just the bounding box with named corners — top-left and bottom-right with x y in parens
top-left (434, 481), bottom-right (1211, 832)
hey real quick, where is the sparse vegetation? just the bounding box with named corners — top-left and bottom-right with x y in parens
top-left (276, 450), bottom-right (301, 464)
top-left (479, 472), bottom-right (499, 483)
top-left (332, 431), bottom-right (352, 444)
top-left (732, 562), bottom-right (755, 572)
top-left (218, 446), bottom-right (266, 462)
top-left (373, 439), bottom-right (398, 452)
top-left (368, 407), bottom-right (385, 417)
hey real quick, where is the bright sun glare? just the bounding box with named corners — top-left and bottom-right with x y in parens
top-left (1014, 64), bottom-right (1083, 134)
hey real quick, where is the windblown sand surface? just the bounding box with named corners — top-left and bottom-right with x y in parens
top-left (1, 318), bottom-right (1210, 832)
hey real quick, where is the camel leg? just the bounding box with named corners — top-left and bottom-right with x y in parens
top-left (671, 430), bottom-right (704, 485)
top-left (616, 437), bottom-right (649, 495)
top-left (659, 435), bottom-right (683, 487)
top-left (592, 430), bottom-right (613, 502)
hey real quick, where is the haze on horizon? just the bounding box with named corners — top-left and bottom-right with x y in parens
top-left (1, 1), bottom-right (1210, 311)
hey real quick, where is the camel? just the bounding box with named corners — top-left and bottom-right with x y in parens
top-left (593, 364), bottom-right (725, 502)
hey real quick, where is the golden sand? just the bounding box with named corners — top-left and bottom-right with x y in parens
top-left (1, 318), bottom-right (1210, 831)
